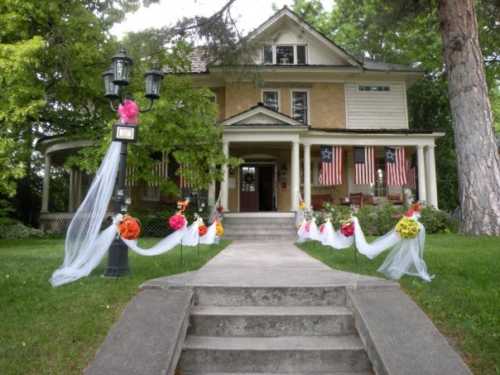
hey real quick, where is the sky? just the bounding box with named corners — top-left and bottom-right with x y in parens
top-left (111, 0), bottom-right (333, 38)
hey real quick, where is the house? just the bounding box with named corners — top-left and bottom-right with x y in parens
top-left (38, 7), bottom-right (443, 231)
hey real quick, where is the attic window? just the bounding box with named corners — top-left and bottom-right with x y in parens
top-left (263, 45), bottom-right (273, 64)
top-left (276, 45), bottom-right (294, 64)
top-left (359, 85), bottom-right (390, 92)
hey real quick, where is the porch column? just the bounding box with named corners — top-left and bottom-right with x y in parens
top-left (416, 145), bottom-right (427, 203)
top-left (208, 181), bottom-right (216, 207)
top-left (425, 145), bottom-right (438, 208)
top-left (303, 144), bottom-right (311, 209)
top-left (221, 141), bottom-right (229, 211)
top-left (290, 141), bottom-right (300, 211)
top-left (41, 154), bottom-right (51, 213)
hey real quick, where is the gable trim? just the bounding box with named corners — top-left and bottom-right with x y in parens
top-left (221, 103), bottom-right (306, 126)
top-left (246, 7), bottom-right (362, 68)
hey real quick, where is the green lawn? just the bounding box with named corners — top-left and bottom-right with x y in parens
top-left (298, 234), bottom-right (500, 375)
top-left (0, 238), bottom-right (228, 375)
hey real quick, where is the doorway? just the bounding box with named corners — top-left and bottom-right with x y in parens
top-left (239, 164), bottom-right (276, 212)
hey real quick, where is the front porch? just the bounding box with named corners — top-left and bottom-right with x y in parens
top-left (219, 128), bottom-right (443, 213)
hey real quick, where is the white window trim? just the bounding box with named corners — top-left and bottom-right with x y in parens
top-left (290, 89), bottom-right (311, 125)
top-left (263, 44), bottom-right (308, 65)
top-left (261, 89), bottom-right (280, 111)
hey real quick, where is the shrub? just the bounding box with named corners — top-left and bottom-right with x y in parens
top-left (320, 203), bottom-right (352, 228)
top-left (419, 206), bottom-right (457, 233)
top-left (0, 223), bottom-right (45, 239)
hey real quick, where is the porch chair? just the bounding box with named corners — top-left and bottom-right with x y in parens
top-left (349, 193), bottom-right (364, 208)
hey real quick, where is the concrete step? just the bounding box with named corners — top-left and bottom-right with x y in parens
top-left (189, 305), bottom-right (355, 337)
top-left (223, 223), bottom-right (296, 230)
top-left (183, 372), bottom-right (373, 375)
top-left (179, 335), bottom-right (371, 373)
top-left (223, 218), bottom-right (295, 225)
top-left (224, 230), bottom-right (296, 236)
top-left (193, 287), bottom-right (347, 307)
top-left (224, 235), bottom-right (295, 241)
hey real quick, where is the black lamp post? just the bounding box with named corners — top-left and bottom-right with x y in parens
top-left (102, 47), bottom-right (164, 277)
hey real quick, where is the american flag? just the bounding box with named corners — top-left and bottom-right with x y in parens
top-left (385, 147), bottom-right (407, 186)
top-left (318, 145), bottom-right (343, 185)
top-left (354, 146), bottom-right (375, 185)
top-left (405, 159), bottom-right (417, 189)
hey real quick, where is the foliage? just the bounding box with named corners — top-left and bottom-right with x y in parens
top-left (419, 206), bottom-right (458, 234)
top-left (356, 204), bottom-right (405, 235)
top-left (0, 222), bottom-right (44, 239)
top-left (299, 234), bottom-right (500, 374)
top-left (319, 202), bottom-right (352, 227)
top-left (0, 237), bottom-right (228, 374)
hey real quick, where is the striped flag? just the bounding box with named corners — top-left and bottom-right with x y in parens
top-left (354, 146), bottom-right (375, 185)
top-left (385, 147), bottom-right (407, 186)
top-left (405, 159), bottom-right (417, 189)
top-left (318, 146), bottom-right (343, 185)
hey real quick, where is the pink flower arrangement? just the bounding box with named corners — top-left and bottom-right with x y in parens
top-left (304, 222), bottom-right (311, 233)
top-left (118, 99), bottom-right (139, 125)
top-left (340, 221), bottom-right (355, 237)
top-left (168, 213), bottom-right (186, 231)
top-left (319, 224), bottom-right (325, 233)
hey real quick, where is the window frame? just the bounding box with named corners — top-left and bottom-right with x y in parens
top-left (290, 89), bottom-right (310, 125)
top-left (263, 44), bottom-right (308, 65)
top-left (358, 85), bottom-right (391, 92)
top-left (261, 89), bottom-right (280, 112)
top-left (263, 45), bottom-right (274, 64)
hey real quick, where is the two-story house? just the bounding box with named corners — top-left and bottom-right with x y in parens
top-left (38, 7), bottom-right (442, 230)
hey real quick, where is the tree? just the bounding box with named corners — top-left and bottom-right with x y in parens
top-left (293, 0), bottom-right (500, 235)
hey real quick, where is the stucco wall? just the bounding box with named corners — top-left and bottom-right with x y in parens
top-left (211, 87), bottom-right (226, 121)
top-left (310, 83), bottom-right (345, 129)
top-left (225, 82), bottom-right (260, 118)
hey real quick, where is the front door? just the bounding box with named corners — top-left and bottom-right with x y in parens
top-left (240, 165), bottom-right (258, 211)
top-left (240, 164), bottom-right (275, 212)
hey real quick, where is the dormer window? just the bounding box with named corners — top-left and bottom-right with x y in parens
top-left (262, 44), bottom-right (307, 65)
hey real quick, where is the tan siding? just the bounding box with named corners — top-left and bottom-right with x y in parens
top-left (211, 87), bottom-right (226, 121)
top-left (225, 82), bottom-right (260, 118)
top-left (310, 83), bottom-right (346, 129)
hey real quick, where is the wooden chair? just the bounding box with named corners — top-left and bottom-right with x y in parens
top-left (311, 194), bottom-right (332, 210)
top-left (387, 193), bottom-right (404, 205)
top-left (349, 193), bottom-right (364, 207)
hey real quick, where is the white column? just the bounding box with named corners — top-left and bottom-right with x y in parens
top-left (208, 181), bottom-right (216, 207)
top-left (425, 145), bottom-right (438, 208)
top-left (290, 141), bottom-right (300, 211)
top-left (41, 154), bottom-right (51, 213)
top-left (416, 145), bottom-right (427, 203)
top-left (221, 141), bottom-right (230, 211)
top-left (303, 144), bottom-right (311, 209)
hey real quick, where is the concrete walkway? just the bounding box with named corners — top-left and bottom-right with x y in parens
top-left (189, 240), bottom-right (393, 288)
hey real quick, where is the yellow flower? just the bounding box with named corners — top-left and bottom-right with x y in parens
top-left (396, 217), bottom-right (420, 239)
top-left (216, 222), bottom-right (224, 237)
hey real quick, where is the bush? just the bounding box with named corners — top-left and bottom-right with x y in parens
top-left (321, 203), bottom-right (352, 228)
top-left (0, 223), bottom-right (45, 240)
top-left (356, 203), bottom-right (406, 236)
top-left (419, 206), bottom-right (458, 234)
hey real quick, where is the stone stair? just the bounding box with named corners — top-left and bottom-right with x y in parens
top-left (177, 286), bottom-right (373, 375)
top-left (222, 213), bottom-right (296, 240)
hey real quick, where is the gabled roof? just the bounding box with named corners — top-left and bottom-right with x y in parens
top-left (221, 103), bottom-right (308, 127)
top-left (246, 6), bottom-right (362, 68)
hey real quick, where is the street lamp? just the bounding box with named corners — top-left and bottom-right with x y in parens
top-left (102, 48), bottom-right (163, 277)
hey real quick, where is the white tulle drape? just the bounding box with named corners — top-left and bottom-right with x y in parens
top-left (352, 217), bottom-right (401, 259)
top-left (50, 142), bottom-right (220, 287)
top-left (296, 215), bottom-right (432, 282)
top-left (50, 142), bottom-right (122, 287)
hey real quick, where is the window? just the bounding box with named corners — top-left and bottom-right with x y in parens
top-left (359, 85), bottom-right (390, 92)
top-left (276, 45), bottom-right (294, 64)
top-left (262, 90), bottom-right (279, 111)
top-left (297, 45), bottom-right (306, 64)
top-left (292, 91), bottom-right (308, 124)
top-left (263, 45), bottom-right (273, 64)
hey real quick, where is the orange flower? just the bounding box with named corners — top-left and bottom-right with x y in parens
top-left (118, 215), bottom-right (141, 240)
top-left (198, 224), bottom-right (208, 236)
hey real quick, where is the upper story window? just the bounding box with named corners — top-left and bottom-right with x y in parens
top-left (291, 90), bottom-right (308, 124)
top-left (262, 90), bottom-right (279, 111)
top-left (359, 85), bottom-right (390, 92)
top-left (262, 44), bottom-right (307, 65)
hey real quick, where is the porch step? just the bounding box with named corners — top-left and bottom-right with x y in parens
top-left (189, 305), bottom-right (355, 337)
top-left (223, 215), bottom-right (296, 240)
top-left (193, 286), bottom-right (347, 307)
top-left (179, 335), bottom-right (371, 373)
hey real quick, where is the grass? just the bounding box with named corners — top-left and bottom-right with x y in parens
top-left (298, 234), bottom-right (500, 375)
top-left (0, 238), bottom-right (229, 375)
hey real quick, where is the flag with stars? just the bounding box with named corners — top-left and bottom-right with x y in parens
top-left (385, 147), bottom-right (407, 186)
top-left (319, 145), bottom-right (343, 185)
